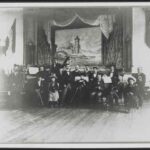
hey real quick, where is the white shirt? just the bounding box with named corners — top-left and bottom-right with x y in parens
top-left (102, 75), bottom-right (112, 83)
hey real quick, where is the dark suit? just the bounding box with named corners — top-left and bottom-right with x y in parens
top-left (71, 70), bottom-right (81, 82)
top-left (89, 72), bottom-right (99, 92)
top-left (62, 70), bottom-right (72, 86)
top-left (90, 80), bottom-right (104, 104)
top-left (51, 57), bottom-right (70, 76)
top-left (124, 83), bottom-right (139, 108)
top-left (61, 70), bottom-right (72, 105)
top-left (71, 78), bottom-right (87, 106)
top-left (110, 70), bottom-right (119, 86)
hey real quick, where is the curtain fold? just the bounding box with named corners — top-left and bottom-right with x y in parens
top-left (102, 14), bottom-right (123, 68)
top-left (52, 13), bottom-right (115, 39)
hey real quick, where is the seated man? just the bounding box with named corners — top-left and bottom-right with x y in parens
top-left (118, 71), bottom-right (137, 104)
top-left (124, 78), bottom-right (139, 109)
top-left (88, 67), bottom-right (99, 95)
top-left (89, 66), bottom-right (99, 83)
top-left (71, 73), bottom-right (88, 107)
top-left (90, 73), bottom-right (104, 106)
top-left (102, 71), bottom-right (120, 107)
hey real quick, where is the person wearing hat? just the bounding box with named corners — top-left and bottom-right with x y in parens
top-left (47, 73), bottom-right (59, 108)
top-left (124, 77), bottom-right (139, 110)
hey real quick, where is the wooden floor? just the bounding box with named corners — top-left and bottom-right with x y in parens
top-left (0, 94), bottom-right (150, 144)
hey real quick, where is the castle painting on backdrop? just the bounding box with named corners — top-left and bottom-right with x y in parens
top-left (55, 27), bottom-right (102, 66)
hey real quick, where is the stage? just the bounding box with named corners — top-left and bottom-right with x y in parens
top-left (0, 95), bottom-right (150, 143)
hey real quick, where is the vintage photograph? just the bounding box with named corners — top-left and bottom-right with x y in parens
top-left (0, 2), bottom-right (150, 148)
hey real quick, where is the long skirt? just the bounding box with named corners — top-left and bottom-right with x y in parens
top-left (48, 91), bottom-right (59, 102)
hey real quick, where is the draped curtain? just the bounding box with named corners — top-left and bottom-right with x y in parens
top-left (37, 24), bottom-right (51, 65)
top-left (102, 14), bottom-right (123, 69)
top-left (102, 9), bottom-right (132, 71)
top-left (27, 8), bottom-right (132, 70)
top-left (42, 11), bottom-right (132, 70)
top-left (45, 13), bottom-right (116, 48)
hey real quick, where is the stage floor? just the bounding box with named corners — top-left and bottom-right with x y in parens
top-left (0, 95), bottom-right (150, 144)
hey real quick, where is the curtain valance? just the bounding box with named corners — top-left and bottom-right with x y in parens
top-left (52, 13), bottom-right (115, 39)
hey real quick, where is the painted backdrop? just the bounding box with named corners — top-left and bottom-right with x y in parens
top-left (55, 27), bottom-right (102, 66)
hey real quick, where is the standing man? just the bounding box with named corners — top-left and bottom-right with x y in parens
top-left (134, 67), bottom-right (146, 107)
top-left (110, 65), bottom-right (119, 87)
top-left (51, 56), bottom-right (70, 77)
top-left (109, 65), bottom-right (119, 106)
top-left (61, 63), bottom-right (72, 106)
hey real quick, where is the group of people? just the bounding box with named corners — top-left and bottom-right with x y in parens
top-left (0, 56), bottom-right (146, 111)
top-left (25, 57), bottom-right (146, 111)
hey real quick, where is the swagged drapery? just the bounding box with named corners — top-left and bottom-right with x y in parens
top-left (31, 8), bottom-right (132, 70)
top-left (51, 13), bottom-right (115, 39)
top-left (43, 12), bottom-right (131, 70)
top-left (41, 13), bottom-right (116, 66)
top-left (44, 11), bottom-right (132, 70)
top-left (47, 14), bottom-right (116, 66)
